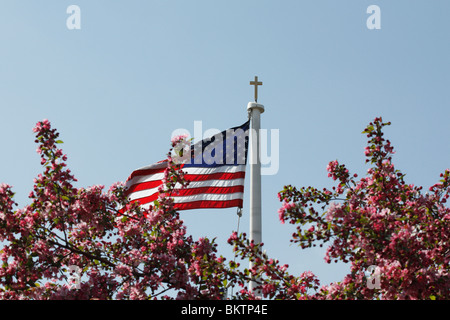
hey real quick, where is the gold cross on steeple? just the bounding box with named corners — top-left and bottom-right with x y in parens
top-left (249, 76), bottom-right (263, 102)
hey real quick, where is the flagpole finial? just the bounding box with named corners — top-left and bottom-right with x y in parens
top-left (249, 76), bottom-right (263, 103)
top-left (247, 102), bottom-right (265, 116)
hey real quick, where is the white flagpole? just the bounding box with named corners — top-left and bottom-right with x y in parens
top-left (247, 76), bottom-right (264, 297)
top-left (248, 101), bottom-right (264, 244)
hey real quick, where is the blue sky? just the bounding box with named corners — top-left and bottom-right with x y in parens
top-left (1, 1), bottom-right (450, 288)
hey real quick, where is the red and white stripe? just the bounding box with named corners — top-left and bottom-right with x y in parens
top-left (124, 161), bottom-right (246, 211)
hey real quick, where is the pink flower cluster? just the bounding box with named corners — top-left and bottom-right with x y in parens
top-left (278, 117), bottom-right (450, 299)
top-left (227, 232), bottom-right (320, 300)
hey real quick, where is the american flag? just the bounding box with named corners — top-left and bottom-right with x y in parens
top-left (124, 121), bottom-right (249, 211)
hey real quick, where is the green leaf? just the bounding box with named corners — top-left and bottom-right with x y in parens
top-left (55, 140), bottom-right (64, 144)
top-left (362, 125), bottom-right (374, 134)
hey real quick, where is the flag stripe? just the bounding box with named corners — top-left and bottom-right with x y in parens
top-left (130, 189), bottom-right (244, 208)
top-left (173, 186), bottom-right (244, 197)
top-left (133, 193), bottom-right (159, 207)
top-left (183, 178), bottom-right (245, 189)
top-left (126, 171), bottom-right (245, 198)
top-left (134, 199), bottom-right (243, 211)
top-left (124, 180), bottom-right (163, 196)
top-left (184, 171), bottom-right (245, 182)
top-left (127, 161), bottom-right (167, 180)
top-left (125, 165), bottom-right (246, 188)
top-left (183, 165), bottom-right (246, 174)
top-left (128, 178), bottom-right (245, 202)
top-left (174, 199), bottom-right (243, 211)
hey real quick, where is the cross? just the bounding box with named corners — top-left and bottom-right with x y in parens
top-left (249, 76), bottom-right (263, 102)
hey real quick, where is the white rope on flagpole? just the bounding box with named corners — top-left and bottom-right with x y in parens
top-left (228, 207), bottom-right (243, 299)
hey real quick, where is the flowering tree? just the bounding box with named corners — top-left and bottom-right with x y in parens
top-left (1, 117), bottom-right (449, 300)
top-left (278, 117), bottom-right (450, 299)
top-left (0, 120), bottom-right (229, 299)
top-left (0, 119), bottom-right (316, 300)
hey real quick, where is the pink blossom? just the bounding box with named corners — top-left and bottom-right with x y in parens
top-left (326, 202), bottom-right (342, 221)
